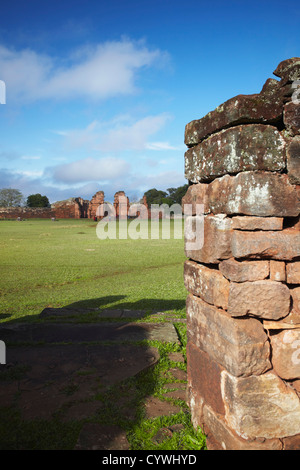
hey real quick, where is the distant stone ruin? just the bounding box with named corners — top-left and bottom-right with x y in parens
top-left (183, 57), bottom-right (300, 450)
top-left (0, 190), bottom-right (144, 220)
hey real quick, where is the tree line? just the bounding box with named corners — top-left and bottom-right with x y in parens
top-left (0, 189), bottom-right (50, 208)
top-left (0, 185), bottom-right (189, 208)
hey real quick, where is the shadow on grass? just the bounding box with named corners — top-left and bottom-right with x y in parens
top-left (64, 295), bottom-right (186, 316)
top-left (0, 294), bottom-right (190, 450)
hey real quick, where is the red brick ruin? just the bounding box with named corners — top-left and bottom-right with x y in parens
top-left (183, 57), bottom-right (300, 450)
top-left (0, 190), bottom-right (147, 220)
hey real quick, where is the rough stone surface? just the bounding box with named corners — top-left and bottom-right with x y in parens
top-left (184, 58), bottom-right (300, 450)
top-left (181, 183), bottom-right (210, 215)
top-left (273, 57), bottom-right (300, 82)
top-left (284, 101), bottom-right (300, 135)
top-left (270, 260), bottom-right (286, 282)
top-left (186, 294), bottom-right (271, 377)
top-left (291, 287), bottom-right (300, 318)
top-left (185, 214), bottom-right (232, 264)
top-left (208, 172), bottom-right (300, 217)
top-left (231, 229), bottom-right (300, 260)
top-left (270, 330), bottom-right (300, 380)
top-left (203, 405), bottom-right (282, 450)
top-left (283, 434), bottom-right (300, 451)
top-left (184, 260), bottom-right (229, 310)
top-left (221, 370), bottom-right (300, 440)
top-left (228, 280), bottom-right (291, 320)
top-left (231, 216), bottom-right (283, 231)
top-left (187, 343), bottom-right (225, 416)
top-left (185, 124), bottom-right (286, 183)
top-left (287, 136), bottom-right (300, 185)
top-left (184, 79), bottom-right (284, 146)
top-left (219, 258), bottom-right (269, 282)
top-left (286, 262), bottom-right (300, 284)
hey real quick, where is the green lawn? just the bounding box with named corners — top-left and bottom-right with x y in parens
top-left (0, 218), bottom-right (208, 450)
top-left (0, 218), bottom-right (187, 321)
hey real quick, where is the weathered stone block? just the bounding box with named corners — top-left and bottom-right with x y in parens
top-left (282, 434), bottom-right (300, 451)
top-left (286, 262), bottom-right (300, 283)
top-left (221, 370), bottom-right (300, 440)
top-left (181, 183), bottom-right (210, 215)
top-left (232, 229), bottom-right (300, 260)
top-left (291, 287), bottom-right (300, 317)
top-left (186, 294), bottom-right (271, 377)
top-left (208, 172), bottom-right (300, 217)
top-left (270, 260), bottom-right (286, 282)
top-left (184, 260), bottom-right (229, 310)
top-left (187, 343), bottom-right (225, 416)
top-left (185, 214), bottom-right (232, 264)
top-left (203, 405), bottom-right (282, 450)
top-left (184, 79), bottom-right (284, 146)
top-left (270, 330), bottom-right (300, 380)
top-left (219, 258), bottom-right (269, 282)
top-left (273, 57), bottom-right (300, 83)
top-left (185, 124), bottom-right (286, 183)
top-left (232, 216), bottom-right (283, 231)
top-left (284, 101), bottom-right (300, 135)
top-left (287, 136), bottom-right (300, 185)
top-left (228, 280), bottom-right (290, 320)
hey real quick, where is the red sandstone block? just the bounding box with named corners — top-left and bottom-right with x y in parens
top-left (181, 183), bottom-right (210, 215)
top-left (187, 343), bottom-right (225, 416)
top-left (270, 329), bottom-right (300, 380)
top-left (185, 214), bottom-right (233, 264)
top-left (284, 101), bottom-right (300, 136)
top-left (203, 405), bottom-right (282, 450)
top-left (231, 229), bottom-right (300, 260)
top-left (270, 260), bottom-right (286, 282)
top-left (231, 216), bottom-right (283, 231)
top-left (287, 136), bottom-right (300, 185)
top-left (219, 258), bottom-right (269, 282)
top-left (184, 260), bottom-right (229, 310)
top-left (286, 262), bottom-right (300, 284)
top-left (228, 280), bottom-right (291, 320)
top-left (186, 294), bottom-right (271, 377)
top-left (208, 172), bottom-right (300, 217)
top-left (185, 124), bottom-right (286, 183)
top-left (184, 78), bottom-right (284, 146)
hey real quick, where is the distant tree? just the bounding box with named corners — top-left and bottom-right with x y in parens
top-left (143, 185), bottom-right (189, 208)
top-left (26, 193), bottom-right (50, 208)
top-left (167, 184), bottom-right (189, 205)
top-left (143, 188), bottom-right (168, 206)
top-left (0, 188), bottom-right (24, 207)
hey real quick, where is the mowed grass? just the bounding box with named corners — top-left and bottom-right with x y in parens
top-left (0, 218), bottom-right (187, 322)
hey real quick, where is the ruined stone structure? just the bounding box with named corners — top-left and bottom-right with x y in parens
top-left (0, 191), bottom-right (135, 220)
top-left (183, 58), bottom-right (300, 450)
top-left (113, 191), bottom-right (130, 219)
top-left (88, 191), bottom-right (105, 219)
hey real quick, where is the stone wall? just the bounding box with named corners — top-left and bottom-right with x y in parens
top-left (0, 206), bottom-right (56, 219)
top-left (183, 58), bottom-right (300, 450)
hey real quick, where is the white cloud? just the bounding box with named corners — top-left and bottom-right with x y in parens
top-left (145, 141), bottom-right (180, 151)
top-left (0, 39), bottom-right (167, 103)
top-left (46, 156), bottom-right (131, 184)
top-left (54, 113), bottom-right (173, 152)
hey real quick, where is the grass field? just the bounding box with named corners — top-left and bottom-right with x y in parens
top-left (0, 218), bottom-right (207, 450)
top-left (0, 218), bottom-right (187, 322)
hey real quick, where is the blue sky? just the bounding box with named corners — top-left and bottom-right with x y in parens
top-left (0, 0), bottom-right (299, 203)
